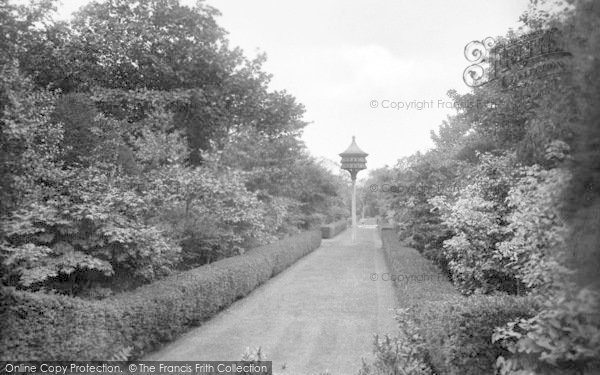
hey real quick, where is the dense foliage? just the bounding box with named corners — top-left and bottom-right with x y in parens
top-left (363, 229), bottom-right (537, 375)
top-left (0, 0), bottom-right (347, 296)
top-left (358, 314), bottom-right (433, 375)
top-left (0, 231), bottom-right (321, 360)
top-left (363, 0), bottom-right (600, 373)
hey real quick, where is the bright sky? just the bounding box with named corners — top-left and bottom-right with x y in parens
top-left (53, 0), bottom-right (530, 169)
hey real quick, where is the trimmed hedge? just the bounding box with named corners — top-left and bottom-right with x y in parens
top-left (320, 219), bottom-right (347, 238)
top-left (410, 295), bottom-right (537, 375)
top-left (380, 228), bottom-right (537, 375)
top-left (380, 227), bottom-right (458, 304)
top-left (0, 230), bottom-right (321, 361)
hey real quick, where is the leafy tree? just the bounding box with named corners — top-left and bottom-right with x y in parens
top-left (0, 66), bottom-right (181, 293)
top-left (430, 153), bottom-right (518, 294)
top-left (219, 129), bottom-right (348, 230)
top-left (19, 0), bottom-right (308, 164)
top-left (492, 1), bottom-right (600, 373)
top-left (378, 152), bottom-right (461, 273)
top-left (497, 159), bottom-right (572, 293)
top-left (0, 0), bottom-right (347, 298)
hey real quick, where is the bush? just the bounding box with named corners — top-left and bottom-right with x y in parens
top-left (493, 287), bottom-right (600, 375)
top-left (409, 294), bottom-right (537, 375)
top-left (428, 154), bottom-right (518, 295)
top-left (358, 309), bottom-right (434, 375)
top-left (0, 230), bottom-right (321, 360)
top-left (320, 219), bottom-right (347, 239)
top-left (152, 165), bottom-right (272, 267)
top-left (377, 221), bottom-right (536, 375)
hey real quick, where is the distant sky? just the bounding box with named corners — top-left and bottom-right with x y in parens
top-left (53, 0), bottom-right (530, 170)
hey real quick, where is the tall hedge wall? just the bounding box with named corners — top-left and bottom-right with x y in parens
top-left (0, 230), bottom-right (322, 361)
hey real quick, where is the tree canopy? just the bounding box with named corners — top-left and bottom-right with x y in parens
top-left (0, 0), bottom-right (348, 297)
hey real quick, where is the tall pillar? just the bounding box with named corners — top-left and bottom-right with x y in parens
top-left (339, 136), bottom-right (368, 243)
top-left (351, 177), bottom-right (357, 241)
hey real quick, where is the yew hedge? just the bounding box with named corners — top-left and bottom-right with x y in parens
top-left (378, 227), bottom-right (537, 375)
top-left (0, 230), bottom-right (321, 361)
top-left (410, 295), bottom-right (537, 375)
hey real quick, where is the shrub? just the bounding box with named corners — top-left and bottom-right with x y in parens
top-left (358, 308), bottom-right (434, 375)
top-left (378, 220), bottom-right (536, 375)
top-left (0, 230), bottom-right (321, 360)
top-left (1, 166), bottom-right (182, 292)
top-left (131, 145), bottom-right (273, 268)
top-left (320, 219), bottom-right (347, 239)
top-left (409, 294), bottom-right (537, 375)
top-left (429, 153), bottom-right (520, 295)
top-left (493, 287), bottom-right (600, 375)
top-left (495, 164), bottom-right (571, 293)
top-left (429, 153), bottom-right (572, 296)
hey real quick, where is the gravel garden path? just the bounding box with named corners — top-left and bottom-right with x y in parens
top-left (145, 225), bottom-right (398, 375)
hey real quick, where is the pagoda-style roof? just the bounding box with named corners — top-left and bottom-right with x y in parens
top-left (339, 136), bottom-right (368, 157)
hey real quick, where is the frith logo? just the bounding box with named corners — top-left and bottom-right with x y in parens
top-left (463, 28), bottom-right (571, 88)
